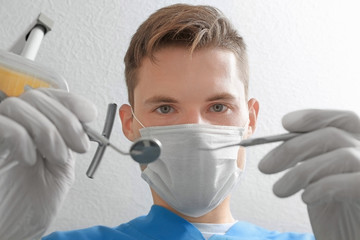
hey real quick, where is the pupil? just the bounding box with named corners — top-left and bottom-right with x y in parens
top-left (214, 104), bottom-right (222, 112)
top-left (162, 106), bottom-right (170, 113)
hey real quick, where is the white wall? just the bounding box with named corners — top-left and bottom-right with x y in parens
top-left (1, 0), bottom-right (360, 235)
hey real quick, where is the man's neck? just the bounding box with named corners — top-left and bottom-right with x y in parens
top-left (151, 188), bottom-right (235, 224)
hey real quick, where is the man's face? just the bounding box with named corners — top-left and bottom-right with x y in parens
top-left (120, 46), bottom-right (258, 168)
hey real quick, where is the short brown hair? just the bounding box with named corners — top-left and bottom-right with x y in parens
top-left (124, 4), bottom-right (248, 106)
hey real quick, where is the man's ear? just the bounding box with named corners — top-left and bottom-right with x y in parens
top-left (119, 104), bottom-right (136, 141)
top-left (247, 98), bottom-right (259, 137)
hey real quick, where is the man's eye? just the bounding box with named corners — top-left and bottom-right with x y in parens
top-left (210, 104), bottom-right (227, 112)
top-left (156, 105), bottom-right (173, 114)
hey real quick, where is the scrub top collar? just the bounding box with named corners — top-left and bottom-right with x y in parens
top-left (128, 205), bottom-right (205, 239)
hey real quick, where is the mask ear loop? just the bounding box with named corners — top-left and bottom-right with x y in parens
top-left (238, 118), bottom-right (250, 172)
top-left (131, 106), bottom-right (146, 128)
top-left (239, 118), bottom-right (250, 136)
top-left (243, 118), bottom-right (250, 129)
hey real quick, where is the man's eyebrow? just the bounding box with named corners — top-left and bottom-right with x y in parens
top-left (144, 95), bottom-right (179, 105)
top-left (206, 93), bottom-right (237, 102)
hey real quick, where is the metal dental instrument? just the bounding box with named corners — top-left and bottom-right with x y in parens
top-left (85, 103), bottom-right (161, 178)
top-left (85, 123), bottom-right (161, 168)
top-left (86, 103), bottom-right (117, 178)
top-left (203, 131), bottom-right (360, 151)
top-left (203, 132), bottom-right (302, 150)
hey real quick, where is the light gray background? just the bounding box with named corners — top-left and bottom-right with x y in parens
top-left (1, 0), bottom-right (360, 235)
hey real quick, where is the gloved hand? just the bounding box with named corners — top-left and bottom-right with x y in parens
top-left (258, 109), bottom-right (360, 240)
top-left (0, 88), bottom-right (97, 240)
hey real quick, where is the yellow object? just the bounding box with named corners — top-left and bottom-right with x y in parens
top-left (0, 49), bottom-right (68, 98)
top-left (0, 66), bottom-right (50, 97)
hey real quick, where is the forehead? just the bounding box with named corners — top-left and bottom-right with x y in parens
top-left (134, 47), bottom-right (245, 106)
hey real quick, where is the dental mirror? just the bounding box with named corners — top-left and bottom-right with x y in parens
top-left (129, 138), bottom-right (162, 164)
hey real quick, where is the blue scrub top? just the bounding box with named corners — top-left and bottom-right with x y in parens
top-left (43, 205), bottom-right (315, 240)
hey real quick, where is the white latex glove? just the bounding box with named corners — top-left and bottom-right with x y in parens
top-left (258, 109), bottom-right (360, 240)
top-left (0, 88), bottom-right (97, 240)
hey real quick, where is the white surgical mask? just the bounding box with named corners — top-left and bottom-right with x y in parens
top-left (139, 123), bottom-right (246, 218)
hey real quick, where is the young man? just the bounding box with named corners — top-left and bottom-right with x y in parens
top-left (1, 4), bottom-right (359, 240)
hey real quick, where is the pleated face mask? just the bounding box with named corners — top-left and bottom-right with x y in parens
top-left (139, 123), bottom-right (246, 217)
